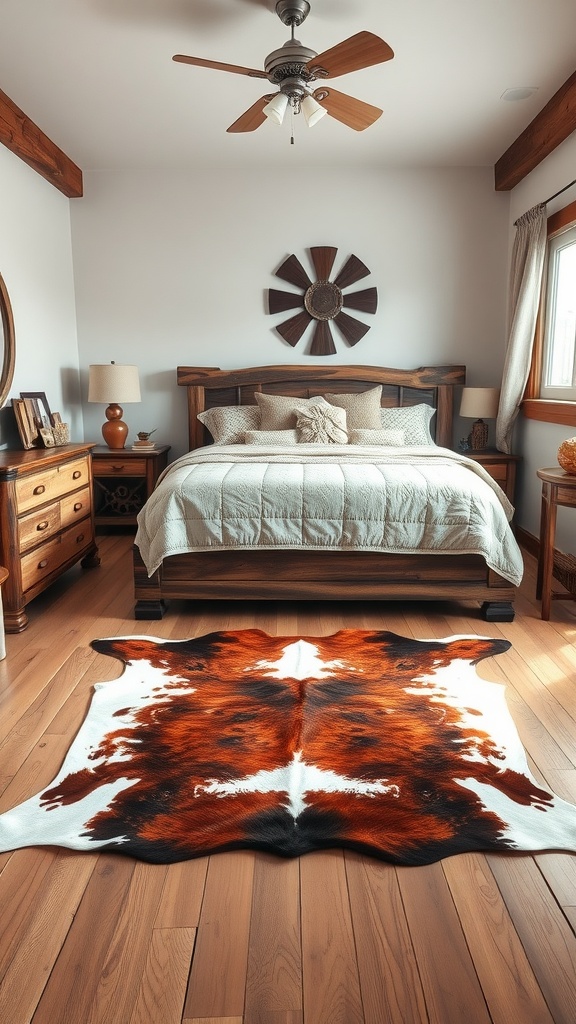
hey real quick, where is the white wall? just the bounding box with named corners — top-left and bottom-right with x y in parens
top-left (507, 133), bottom-right (576, 555)
top-left (71, 165), bottom-right (510, 460)
top-left (0, 146), bottom-right (82, 448)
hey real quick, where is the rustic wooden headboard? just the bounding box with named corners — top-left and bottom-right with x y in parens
top-left (177, 364), bottom-right (466, 451)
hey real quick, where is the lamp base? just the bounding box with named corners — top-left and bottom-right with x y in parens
top-left (102, 403), bottom-right (128, 449)
top-left (469, 418), bottom-right (489, 451)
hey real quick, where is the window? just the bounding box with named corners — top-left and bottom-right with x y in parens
top-left (524, 197), bottom-right (576, 426)
top-left (540, 223), bottom-right (576, 400)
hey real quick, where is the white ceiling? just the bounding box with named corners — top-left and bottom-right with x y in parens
top-left (1, 0), bottom-right (576, 174)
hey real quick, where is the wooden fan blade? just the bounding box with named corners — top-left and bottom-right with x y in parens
top-left (333, 311), bottom-right (371, 347)
top-left (268, 289), bottom-right (305, 314)
top-left (310, 321), bottom-right (337, 357)
top-left (227, 96), bottom-right (271, 133)
top-left (276, 311), bottom-right (312, 347)
top-left (334, 254), bottom-right (371, 289)
top-left (343, 287), bottom-right (378, 314)
top-left (275, 254), bottom-right (312, 290)
top-left (310, 246), bottom-right (338, 281)
top-left (308, 32), bottom-right (394, 79)
top-left (314, 87), bottom-right (382, 131)
top-left (173, 55), bottom-right (268, 79)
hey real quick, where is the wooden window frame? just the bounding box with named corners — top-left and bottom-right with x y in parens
top-left (523, 197), bottom-right (576, 427)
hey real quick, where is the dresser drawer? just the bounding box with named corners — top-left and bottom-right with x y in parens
top-left (93, 456), bottom-right (148, 476)
top-left (61, 486), bottom-right (92, 528)
top-left (16, 456), bottom-right (91, 513)
top-left (19, 500), bottom-right (61, 552)
top-left (21, 518), bottom-right (92, 594)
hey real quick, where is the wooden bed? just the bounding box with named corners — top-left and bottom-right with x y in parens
top-left (133, 364), bottom-right (517, 622)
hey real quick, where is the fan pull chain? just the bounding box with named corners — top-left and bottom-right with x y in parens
top-left (290, 102), bottom-right (295, 145)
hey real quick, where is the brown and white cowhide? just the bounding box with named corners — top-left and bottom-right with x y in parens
top-left (1, 629), bottom-right (575, 865)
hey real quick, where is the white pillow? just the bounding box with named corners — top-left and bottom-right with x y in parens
top-left (296, 404), bottom-right (348, 444)
top-left (348, 428), bottom-right (405, 446)
top-left (197, 405), bottom-right (260, 444)
top-left (255, 392), bottom-right (329, 430)
top-left (243, 429), bottom-right (299, 445)
top-left (379, 404), bottom-right (436, 445)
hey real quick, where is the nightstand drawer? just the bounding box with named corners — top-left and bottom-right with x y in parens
top-left (93, 457), bottom-right (148, 476)
top-left (481, 462), bottom-right (507, 484)
top-left (21, 518), bottom-right (92, 593)
top-left (16, 456), bottom-right (91, 513)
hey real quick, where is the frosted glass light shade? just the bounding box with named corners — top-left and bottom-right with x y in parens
top-left (459, 387), bottom-right (500, 420)
top-left (301, 94), bottom-right (327, 127)
top-left (263, 93), bottom-right (289, 125)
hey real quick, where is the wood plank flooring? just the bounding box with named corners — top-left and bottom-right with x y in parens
top-left (0, 533), bottom-right (575, 1024)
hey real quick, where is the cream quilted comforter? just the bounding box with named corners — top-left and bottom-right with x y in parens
top-left (135, 444), bottom-right (524, 585)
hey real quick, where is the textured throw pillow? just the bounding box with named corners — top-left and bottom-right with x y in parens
top-left (324, 385), bottom-right (383, 429)
top-left (296, 404), bottom-right (348, 444)
top-left (379, 404), bottom-right (436, 445)
top-left (243, 429), bottom-right (299, 445)
top-left (255, 393), bottom-right (329, 430)
top-left (197, 405), bottom-right (261, 444)
top-left (348, 428), bottom-right (406, 446)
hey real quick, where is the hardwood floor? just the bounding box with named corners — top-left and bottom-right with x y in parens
top-left (1, 533), bottom-right (575, 1024)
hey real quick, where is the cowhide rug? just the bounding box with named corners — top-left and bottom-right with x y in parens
top-left (1, 629), bottom-right (575, 866)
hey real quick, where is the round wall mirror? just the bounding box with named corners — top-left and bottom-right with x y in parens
top-left (0, 272), bottom-right (16, 409)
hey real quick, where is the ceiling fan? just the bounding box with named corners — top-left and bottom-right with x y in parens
top-left (172, 0), bottom-right (394, 136)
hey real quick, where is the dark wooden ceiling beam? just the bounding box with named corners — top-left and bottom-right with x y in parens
top-left (495, 69), bottom-right (576, 191)
top-left (0, 87), bottom-right (82, 198)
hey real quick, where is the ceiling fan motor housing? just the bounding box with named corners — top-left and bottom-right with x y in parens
top-left (265, 40), bottom-right (318, 84)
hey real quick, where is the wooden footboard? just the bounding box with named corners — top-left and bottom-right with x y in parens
top-left (133, 546), bottom-right (515, 621)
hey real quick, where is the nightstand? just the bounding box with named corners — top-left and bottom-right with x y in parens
top-left (91, 444), bottom-right (171, 527)
top-left (463, 449), bottom-right (520, 504)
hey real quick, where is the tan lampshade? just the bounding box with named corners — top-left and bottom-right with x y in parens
top-left (88, 362), bottom-right (141, 449)
top-left (88, 363), bottom-right (141, 404)
top-left (459, 387), bottom-right (500, 420)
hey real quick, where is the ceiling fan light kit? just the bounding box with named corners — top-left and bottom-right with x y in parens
top-left (172, 0), bottom-right (394, 138)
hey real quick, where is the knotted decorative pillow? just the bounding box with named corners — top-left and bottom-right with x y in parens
top-left (296, 404), bottom-right (348, 443)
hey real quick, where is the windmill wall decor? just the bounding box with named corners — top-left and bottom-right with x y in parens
top-left (268, 246), bottom-right (378, 356)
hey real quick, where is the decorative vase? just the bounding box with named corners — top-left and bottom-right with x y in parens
top-left (557, 437), bottom-right (576, 474)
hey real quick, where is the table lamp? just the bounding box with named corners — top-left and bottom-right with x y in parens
top-left (88, 362), bottom-right (141, 449)
top-left (459, 387), bottom-right (500, 450)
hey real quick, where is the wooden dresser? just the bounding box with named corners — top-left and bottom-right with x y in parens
top-left (0, 444), bottom-right (100, 632)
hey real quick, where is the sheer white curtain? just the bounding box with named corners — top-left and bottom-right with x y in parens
top-left (496, 203), bottom-right (547, 453)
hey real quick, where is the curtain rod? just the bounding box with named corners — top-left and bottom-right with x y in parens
top-left (542, 177), bottom-right (576, 205)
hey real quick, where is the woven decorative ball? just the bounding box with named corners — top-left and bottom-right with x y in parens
top-left (557, 437), bottom-right (576, 474)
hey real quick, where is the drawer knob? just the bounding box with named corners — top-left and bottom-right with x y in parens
top-left (38, 559), bottom-right (48, 569)
top-left (37, 520), bottom-right (49, 532)
top-left (73, 470), bottom-right (82, 480)
top-left (111, 465), bottom-right (125, 472)
top-left (76, 534), bottom-right (85, 543)
top-left (74, 502), bottom-right (83, 512)
top-left (33, 484), bottom-right (45, 495)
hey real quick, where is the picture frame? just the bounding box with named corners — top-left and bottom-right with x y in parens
top-left (20, 391), bottom-right (53, 430)
top-left (12, 397), bottom-right (37, 449)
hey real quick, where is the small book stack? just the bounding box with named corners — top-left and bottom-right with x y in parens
top-left (132, 440), bottom-right (156, 450)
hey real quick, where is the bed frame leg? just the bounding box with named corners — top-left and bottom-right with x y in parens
top-left (481, 601), bottom-right (515, 622)
top-left (134, 600), bottom-right (167, 620)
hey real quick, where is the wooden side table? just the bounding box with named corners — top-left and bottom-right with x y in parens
top-left (91, 445), bottom-right (171, 527)
top-left (462, 449), bottom-right (520, 504)
top-left (536, 467), bottom-right (576, 620)
top-left (0, 566), bottom-right (8, 660)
